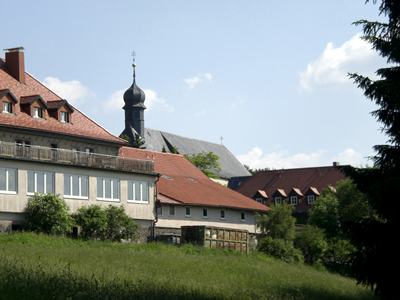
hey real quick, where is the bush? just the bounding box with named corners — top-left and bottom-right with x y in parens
top-left (73, 205), bottom-right (107, 239)
top-left (258, 237), bottom-right (303, 263)
top-left (295, 225), bottom-right (327, 265)
top-left (74, 205), bottom-right (137, 241)
top-left (322, 238), bottom-right (356, 276)
top-left (25, 193), bottom-right (73, 235)
top-left (258, 204), bottom-right (296, 241)
top-left (104, 206), bottom-right (137, 241)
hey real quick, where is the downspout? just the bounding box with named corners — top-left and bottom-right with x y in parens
top-left (151, 172), bottom-right (161, 240)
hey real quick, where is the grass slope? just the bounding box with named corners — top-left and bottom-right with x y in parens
top-left (0, 233), bottom-right (375, 300)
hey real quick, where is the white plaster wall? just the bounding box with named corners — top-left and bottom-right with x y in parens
top-left (156, 205), bottom-right (257, 233)
top-left (0, 159), bottom-right (156, 224)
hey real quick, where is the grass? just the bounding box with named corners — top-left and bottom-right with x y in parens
top-left (0, 233), bottom-right (376, 300)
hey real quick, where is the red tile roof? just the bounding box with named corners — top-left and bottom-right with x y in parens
top-left (235, 166), bottom-right (346, 200)
top-left (0, 59), bottom-right (125, 144)
top-left (119, 147), bottom-right (269, 212)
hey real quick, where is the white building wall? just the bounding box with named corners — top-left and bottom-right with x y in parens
top-left (156, 205), bottom-right (257, 233)
top-left (0, 159), bottom-right (156, 226)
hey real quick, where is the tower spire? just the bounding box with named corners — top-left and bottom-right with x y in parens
top-left (132, 50), bottom-right (136, 84)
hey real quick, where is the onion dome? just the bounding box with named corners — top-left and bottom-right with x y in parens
top-left (123, 59), bottom-right (146, 107)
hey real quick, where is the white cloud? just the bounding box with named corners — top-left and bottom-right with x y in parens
top-left (103, 88), bottom-right (174, 113)
top-left (299, 34), bottom-right (381, 91)
top-left (42, 77), bottom-right (92, 104)
top-left (184, 72), bottom-right (213, 89)
top-left (237, 146), bottom-right (366, 169)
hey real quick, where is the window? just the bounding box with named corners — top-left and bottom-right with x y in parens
top-left (185, 207), bottom-right (191, 217)
top-left (169, 205), bottom-right (175, 216)
top-left (3, 102), bottom-right (12, 113)
top-left (307, 195), bottom-right (315, 205)
top-left (220, 210), bottom-right (225, 219)
top-left (97, 177), bottom-right (119, 201)
top-left (290, 196), bottom-right (298, 205)
top-left (0, 168), bottom-right (17, 193)
top-left (33, 107), bottom-right (43, 118)
top-left (127, 181), bottom-right (149, 203)
top-left (157, 205), bottom-right (163, 216)
top-left (85, 148), bottom-right (94, 154)
top-left (241, 212), bottom-right (246, 221)
top-left (64, 174), bottom-right (88, 199)
top-left (60, 111), bottom-right (69, 123)
top-left (27, 171), bottom-right (54, 194)
top-left (274, 196), bottom-right (282, 205)
top-left (203, 208), bottom-right (208, 218)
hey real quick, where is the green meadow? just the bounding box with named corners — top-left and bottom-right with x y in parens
top-left (0, 233), bottom-right (376, 300)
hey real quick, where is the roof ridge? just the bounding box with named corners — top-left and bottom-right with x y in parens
top-left (121, 146), bottom-right (185, 157)
top-left (159, 129), bottom-right (224, 147)
top-left (256, 165), bottom-right (347, 174)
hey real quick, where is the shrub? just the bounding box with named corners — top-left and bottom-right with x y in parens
top-left (104, 206), bottom-right (137, 241)
top-left (73, 205), bottom-right (107, 240)
top-left (25, 194), bottom-right (73, 235)
top-left (258, 237), bottom-right (303, 263)
top-left (295, 225), bottom-right (327, 265)
top-left (258, 204), bottom-right (296, 241)
top-left (322, 238), bottom-right (356, 276)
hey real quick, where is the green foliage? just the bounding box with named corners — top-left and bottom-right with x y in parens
top-left (0, 233), bottom-right (376, 300)
top-left (295, 225), bottom-right (327, 265)
top-left (161, 145), bottom-right (167, 153)
top-left (132, 135), bottom-right (146, 149)
top-left (258, 204), bottom-right (296, 241)
top-left (322, 239), bottom-right (356, 276)
top-left (24, 194), bottom-right (73, 235)
top-left (104, 205), bottom-right (137, 241)
top-left (258, 237), bottom-right (304, 264)
top-left (169, 145), bottom-right (179, 154)
top-left (185, 151), bottom-right (221, 178)
top-left (308, 189), bottom-right (340, 238)
top-left (73, 205), bottom-right (107, 239)
top-left (74, 205), bottom-right (137, 241)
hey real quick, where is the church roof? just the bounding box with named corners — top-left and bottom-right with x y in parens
top-left (144, 128), bottom-right (251, 179)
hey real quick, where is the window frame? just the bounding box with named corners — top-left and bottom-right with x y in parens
top-left (220, 209), bottom-right (225, 220)
top-left (27, 170), bottom-right (54, 195)
top-left (60, 111), bottom-right (69, 123)
top-left (169, 205), bottom-right (175, 216)
top-left (290, 195), bottom-right (298, 205)
top-left (202, 208), bottom-right (208, 219)
top-left (274, 196), bottom-right (282, 205)
top-left (0, 167), bottom-right (17, 194)
top-left (63, 174), bottom-right (89, 200)
top-left (307, 194), bottom-right (315, 205)
top-left (2, 102), bottom-right (12, 113)
top-left (240, 211), bottom-right (246, 222)
top-left (96, 177), bottom-right (120, 202)
top-left (185, 207), bottom-right (191, 217)
top-left (127, 180), bottom-right (149, 203)
top-left (33, 107), bottom-right (44, 119)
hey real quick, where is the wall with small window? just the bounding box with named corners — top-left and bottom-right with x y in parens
top-left (0, 159), bottom-right (156, 223)
top-left (156, 205), bottom-right (257, 233)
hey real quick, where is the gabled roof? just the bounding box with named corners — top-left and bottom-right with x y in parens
top-left (307, 186), bottom-right (320, 196)
top-left (255, 190), bottom-right (268, 198)
top-left (144, 128), bottom-right (250, 179)
top-left (0, 89), bottom-right (18, 102)
top-left (291, 187), bottom-right (303, 197)
top-left (274, 188), bottom-right (287, 197)
top-left (46, 99), bottom-right (74, 112)
top-left (0, 59), bottom-right (125, 144)
top-left (20, 95), bottom-right (48, 107)
top-left (119, 147), bottom-right (269, 212)
top-left (233, 165), bottom-right (346, 200)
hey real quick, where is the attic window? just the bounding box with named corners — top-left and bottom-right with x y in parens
top-left (60, 111), bottom-right (69, 123)
top-left (33, 107), bottom-right (43, 118)
top-left (274, 196), bottom-right (282, 205)
top-left (290, 196), bottom-right (298, 205)
top-left (2, 102), bottom-right (12, 113)
top-left (307, 195), bottom-right (315, 205)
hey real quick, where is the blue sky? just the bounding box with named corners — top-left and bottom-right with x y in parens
top-left (2, 0), bottom-right (388, 169)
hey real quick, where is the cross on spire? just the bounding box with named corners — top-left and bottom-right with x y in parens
top-left (131, 50), bottom-right (136, 83)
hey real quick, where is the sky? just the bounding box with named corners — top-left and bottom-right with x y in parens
top-left (2, 0), bottom-right (389, 169)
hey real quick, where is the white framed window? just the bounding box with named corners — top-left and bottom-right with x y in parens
top-left (203, 208), bottom-right (208, 218)
top-left (3, 102), bottom-right (12, 113)
top-left (127, 181), bottom-right (149, 203)
top-left (290, 196), bottom-right (298, 205)
top-left (307, 195), bottom-right (315, 205)
top-left (97, 177), bottom-right (119, 201)
top-left (169, 205), bottom-right (175, 215)
top-left (220, 210), bottom-right (225, 219)
top-left (33, 107), bottom-right (43, 118)
top-left (241, 212), bottom-right (246, 221)
top-left (60, 111), bottom-right (69, 123)
top-left (185, 207), bottom-right (191, 217)
top-left (0, 167), bottom-right (17, 194)
top-left (157, 205), bottom-right (163, 216)
top-left (27, 171), bottom-right (54, 194)
top-left (64, 174), bottom-right (88, 199)
top-left (274, 196), bottom-right (282, 205)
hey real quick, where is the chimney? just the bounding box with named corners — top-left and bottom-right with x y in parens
top-left (4, 47), bottom-right (25, 83)
top-left (332, 161), bottom-right (340, 167)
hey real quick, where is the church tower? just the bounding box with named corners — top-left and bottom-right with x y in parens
top-left (121, 55), bottom-right (146, 146)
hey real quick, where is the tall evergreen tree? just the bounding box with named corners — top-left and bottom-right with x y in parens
top-left (347, 1), bottom-right (400, 298)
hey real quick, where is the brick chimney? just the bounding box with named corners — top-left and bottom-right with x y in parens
top-left (4, 47), bottom-right (25, 84)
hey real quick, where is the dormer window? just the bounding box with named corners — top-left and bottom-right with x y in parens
top-left (2, 102), bottom-right (12, 113)
top-left (290, 196), bottom-right (298, 205)
top-left (33, 107), bottom-right (43, 118)
top-left (307, 195), bottom-right (315, 205)
top-left (60, 111), bottom-right (69, 123)
top-left (274, 196), bottom-right (282, 205)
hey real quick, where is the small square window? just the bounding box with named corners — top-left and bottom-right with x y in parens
top-left (185, 207), bottom-right (191, 217)
top-left (203, 208), bottom-right (208, 218)
top-left (307, 195), bottom-right (315, 205)
top-left (3, 102), bottom-right (12, 113)
top-left (60, 111), bottom-right (69, 123)
top-left (33, 107), bottom-right (43, 118)
top-left (290, 196), bottom-right (298, 205)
